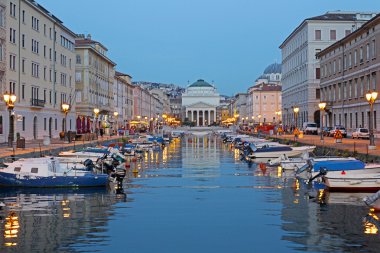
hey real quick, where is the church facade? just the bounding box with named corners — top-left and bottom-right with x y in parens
top-left (182, 79), bottom-right (220, 126)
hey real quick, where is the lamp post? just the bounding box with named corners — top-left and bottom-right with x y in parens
top-left (113, 111), bottom-right (119, 135)
top-left (293, 107), bottom-right (299, 129)
top-left (366, 91), bottom-right (378, 149)
top-left (3, 92), bottom-right (16, 147)
top-left (252, 116), bottom-right (255, 125)
top-left (258, 114), bottom-right (262, 125)
top-left (318, 102), bottom-right (326, 142)
top-left (94, 108), bottom-right (99, 136)
top-left (61, 103), bottom-right (70, 142)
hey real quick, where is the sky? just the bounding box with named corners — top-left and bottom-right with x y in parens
top-left (38, 0), bottom-right (379, 96)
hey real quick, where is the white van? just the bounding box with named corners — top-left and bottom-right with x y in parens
top-left (303, 122), bottom-right (318, 135)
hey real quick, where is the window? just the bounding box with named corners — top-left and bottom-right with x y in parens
top-left (75, 72), bottom-right (82, 82)
top-left (21, 84), bottom-right (25, 99)
top-left (348, 53), bottom-right (352, 68)
top-left (32, 16), bottom-right (39, 31)
top-left (354, 50), bottom-right (357, 65)
top-left (360, 47), bottom-right (363, 63)
top-left (9, 82), bottom-right (15, 94)
top-left (10, 2), bottom-right (16, 17)
top-left (22, 117), bottom-right (25, 131)
top-left (366, 43), bottom-right (370, 61)
top-left (31, 62), bottom-right (39, 77)
top-left (31, 168), bottom-right (38, 174)
top-left (330, 30), bottom-right (336, 40)
top-left (316, 88), bottom-right (320, 99)
top-left (21, 59), bottom-right (25, 73)
top-left (22, 34), bottom-right (25, 47)
top-left (76, 54), bottom-right (81, 64)
top-left (44, 118), bottom-right (46, 130)
top-left (367, 75), bottom-right (371, 91)
top-left (9, 28), bottom-right (16, 43)
top-left (315, 30), bottom-right (321, 40)
top-left (0, 7), bottom-right (4, 27)
top-left (22, 10), bottom-right (25, 23)
top-left (44, 45), bottom-right (46, 58)
top-left (372, 72), bottom-right (377, 90)
top-left (316, 68), bottom-right (320, 79)
top-left (372, 40), bottom-right (376, 59)
top-left (9, 54), bottom-right (16, 70)
top-left (31, 39), bottom-right (39, 54)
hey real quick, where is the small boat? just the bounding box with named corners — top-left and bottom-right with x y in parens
top-left (242, 143), bottom-right (315, 163)
top-left (0, 157), bottom-right (108, 187)
top-left (296, 159), bottom-right (366, 180)
top-left (322, 167), bottom-right (380, 192)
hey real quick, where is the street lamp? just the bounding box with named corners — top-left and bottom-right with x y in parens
top-left (318, 102), bottom-right (326, 142)
top-left (3, 92), bottom-right (16, 147)
top-left (293, 107), bottom-right (299, 129)
top-left (114, 111), bottom-right (119, 135)
top-left (366, 90), bottom-right (378, 149)
top-left (258, 114), bottom-right (262, 125)
top-left (61, 103), bottom-right (70, 142)
top-left (94, 108), bottom-right (99, 135)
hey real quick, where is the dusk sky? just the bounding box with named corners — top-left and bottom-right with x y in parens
top-left (38, 0), bottom-right (379, 95)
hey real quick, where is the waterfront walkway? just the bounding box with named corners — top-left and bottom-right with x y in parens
top-left (0, 135), bottom-right (121, 159)
top-left (276, 134), bottom-right (380, 157)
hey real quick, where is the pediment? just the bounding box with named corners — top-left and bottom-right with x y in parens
top-left (186, 101), bottom-right (216, 109)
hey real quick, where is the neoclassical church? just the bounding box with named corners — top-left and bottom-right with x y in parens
top-left (182, 79), bottom-right (220, 126)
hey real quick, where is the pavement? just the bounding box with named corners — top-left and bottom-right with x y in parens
top-left (275, 133), bottom-right (380, 157)
top-left (0, 135), bottom-right (122, 159)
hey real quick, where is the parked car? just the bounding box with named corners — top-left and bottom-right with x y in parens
top-left (329, 126), bottom-right (347, 138)
top-left (322, 126), bottom-right (333, 136)
top-left (303, 122), bottom-right (318, 135)
top-left (352, 128), bottom-right (369, 139)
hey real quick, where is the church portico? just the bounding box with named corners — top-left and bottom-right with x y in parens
top-left (182, 79), bottom-right (220, 126)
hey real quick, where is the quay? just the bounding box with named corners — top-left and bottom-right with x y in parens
top-left (0, 136), bottom-right (122, 159)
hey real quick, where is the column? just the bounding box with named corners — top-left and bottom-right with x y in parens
top-left (213, 110), bottom-right (216, 124)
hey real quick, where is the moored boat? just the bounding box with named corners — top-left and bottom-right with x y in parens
top-left (0, 157), bottom-right (108, 187)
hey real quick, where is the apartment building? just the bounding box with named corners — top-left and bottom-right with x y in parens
top-left (318, 14), bottom-right (380, 131)
top-left (0, 0), bottom-right (76, 142)
top-left (75, 34), bottom-right (116, 133)
top-left (114, 71), bottom-right (133, 129)
top-left (280, 11), bottom-right (376, 128)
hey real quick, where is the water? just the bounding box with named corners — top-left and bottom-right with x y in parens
top-left (0, 136), bottom-right (380, 252)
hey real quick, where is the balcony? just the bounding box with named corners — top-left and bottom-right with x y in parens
top-left (30, 99), bottom-right (45, 108)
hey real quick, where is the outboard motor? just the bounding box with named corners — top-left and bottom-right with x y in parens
top-left (84, 159), bottom-right (95, 171)
top-left (308, 167), bottom-right (327, 183)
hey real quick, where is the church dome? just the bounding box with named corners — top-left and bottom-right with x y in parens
top-left (263, 63), bottom-right (282, 74)
top-left (189, 79), bottom-right (213, 88)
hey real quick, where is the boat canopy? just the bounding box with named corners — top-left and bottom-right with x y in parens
top-left (312, 160), bottom-right (365, 172)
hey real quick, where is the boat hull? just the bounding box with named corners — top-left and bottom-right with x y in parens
top-left (0, 172), bottom-right (108, 188)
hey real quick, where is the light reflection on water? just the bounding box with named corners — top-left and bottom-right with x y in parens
top-left (0, 136), bottom-right (379, 252)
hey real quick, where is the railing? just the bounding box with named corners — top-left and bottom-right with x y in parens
top-left (30, 99), bottom-right (45, 107)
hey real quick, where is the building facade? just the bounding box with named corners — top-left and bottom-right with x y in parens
top-left (75, 34), bottom-right (116, 134)
top-left (114, 71), bottom-right (133, 129)
top-left (0, 0), bottom-right (76, 142)
top-left (182, 79), bottom-right (220, 126)
top-left (247, 63), bottom-right (282, 122)
top-left (248, 83), bottom-right (282, 125)
top-left (280, 11), bottom-right (376, 128)
top-left (318, 14), bottom-right (380, 132)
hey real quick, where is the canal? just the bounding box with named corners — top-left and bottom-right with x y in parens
top-left (0, 136), bottom-right (380, 252)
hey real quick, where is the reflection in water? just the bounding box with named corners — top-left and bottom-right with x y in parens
top-left (0, 188), bottom-right (127, 252)
top-left (1, 137), bottom-right (380, 252)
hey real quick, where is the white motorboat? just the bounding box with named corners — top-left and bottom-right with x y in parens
top-left (322, 167), bottom-right (380, 192)
top-left (243, 143), bottom-right (315, 163)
